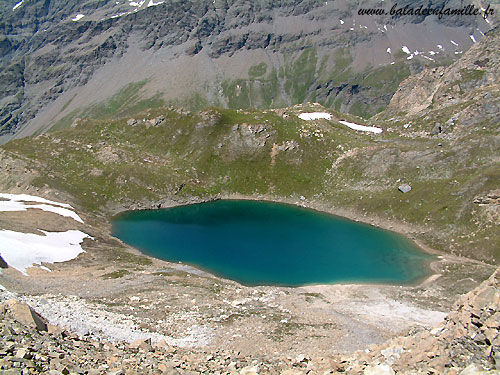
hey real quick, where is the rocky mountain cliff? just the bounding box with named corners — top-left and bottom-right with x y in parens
top-left (0, 0), bottom-right (497, 142)
top-left (380, 25), bottom-right (499, 124)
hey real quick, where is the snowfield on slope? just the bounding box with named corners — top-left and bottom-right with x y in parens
top-left (298, 113), bottom-right (382, 133)
top-left (0, 193), bottom-right (91, 274)
top-left (338, 120), bottom-right (383, 134)
top-left (0, 193), bottom-right (83, 223)
top-left (0, 230), bottom-right (91, 275)
top-left (298, 112), bottom-right (332, 121)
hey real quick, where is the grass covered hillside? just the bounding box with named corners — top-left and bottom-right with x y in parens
top-left (1, 101), bottom-right (499, 264)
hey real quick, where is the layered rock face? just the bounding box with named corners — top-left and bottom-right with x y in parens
top-left (0, 267), bottom-right (498, 374)
top-left (0, 0), bottom-right (496, 141)
top-left (383, 26), bottom-right (500, 125)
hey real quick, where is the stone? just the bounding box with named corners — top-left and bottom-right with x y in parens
top-left (48, 351), bottom-right (65, 359)
top-left (431, 124), bottom-right (442, 135)
top-left (295, 354), bottom-right (308, 363)
top-left (127, 119), bottom-right (137, 126)
top-left (484, 328), bottom-right (497, 343)
top-left (47, 324), bottom-right (65, 335)
top-left (14, 348), bottom-right (31, 359)
top-left (157, 363), bottom-right (180, 374)
top-left (0, 254), bottom-right (8, 268)
top-left (153, 339), bottom-right (167, 350)
top-left (473, 287), bottom-right (498, 310)
top-left (458, 363), bottom-right (490, 375)
top-left (152, 116), bottom-right (165, 126)
top-left (398, 184), bottom-right (412, 193)
top-left (240, 366), bottom-right (259, 375)
top-left (363, 364), bottom-right (395, 375)
top-left (129, 337), bottom-right (153, 352)
top-left (3, 300), bottom-right (47, 331)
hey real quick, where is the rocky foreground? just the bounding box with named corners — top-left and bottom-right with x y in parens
top-left (0, 268), bottom-right (498, 375)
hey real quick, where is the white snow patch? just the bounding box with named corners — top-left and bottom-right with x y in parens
top-left (383, 25), bottom-right (387, 31)
top-left (401, 46), bottom-right (411, 54)
top-left (437, 44), bottom-right (444, 50)
top-left (422, 55), bottom-right (435, 62)
top-left (148, 0), bottom-right (164, 6)
top-left (340, 19), bottom-right (344, 24)
top-left (298, 112), bottom-right (332, 121)
top-left (72, 14), bottom-right (85, 21)
top-left (339, 120), bottom-right (382, 134)
top-left (470, 35), bottom-right (477, 43)
top-left (386, 47), bottom-right (391, 54)
top-left (478, 29), bottom-right (485, 37)
top-left (429, 51), bottom-right (436, 55)
top-left (12, 0), bottom-right (23, 10)
top-left (485, 18), bottom-right (490, 24)
top-left (110, 12), bottom-right (130, 19)
top-left (454, 51), bottom-right (463, 55)
top-left (0, 229), bottom-right (91, 275)
top-left (450, 40), bottom-right (458, 46)
top-left (407, 54), bottom-right (414, 60)
top-left (0, 193), bottom-right (73, 208)
top-left (129, 1), bottom-right (139, 6)
top-left (0, 193), bottom-right (83, 223)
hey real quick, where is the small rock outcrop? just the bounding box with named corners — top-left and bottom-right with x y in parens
top-left (398, 184), bottom-right (411, 193)
top-left (2, 299), bottom-right (47, 331)
top-left (0, 254), bottom-right (8, 269)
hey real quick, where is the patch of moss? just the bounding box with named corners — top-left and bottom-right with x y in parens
top-left (101, 269), bottom-right (130, 279)
top-left (248, 62), bottom-right (267, 78)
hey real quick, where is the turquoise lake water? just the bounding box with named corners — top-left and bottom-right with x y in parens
top-left (111, 200), bottom-right (434, 286)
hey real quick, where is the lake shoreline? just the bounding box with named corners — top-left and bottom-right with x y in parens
top-left (1, 189), bottom-right (496, 360)
top-left (109, 193), bottom-right (467, 289)
top-left (112, 197), bottom-right (436, 288)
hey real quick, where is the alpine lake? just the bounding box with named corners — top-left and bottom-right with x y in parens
top-left (111, 200), bottom-right (434, 287)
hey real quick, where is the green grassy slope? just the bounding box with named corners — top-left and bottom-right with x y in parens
top-left (2, 103), bottom-right (499, 264)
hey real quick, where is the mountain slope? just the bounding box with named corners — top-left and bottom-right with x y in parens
top-left (1, 98), bottom-right (499, 263)
top-left (0, 0), bottom-right (496, 142)
top-left (0, 7), bottom-right (499, 264)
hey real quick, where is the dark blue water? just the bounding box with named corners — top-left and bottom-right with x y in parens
top-left (111, 200), bottom-right (433, 286)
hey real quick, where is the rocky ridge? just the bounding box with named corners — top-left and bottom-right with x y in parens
top-left (378, 25), bottom-right (500, 136)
